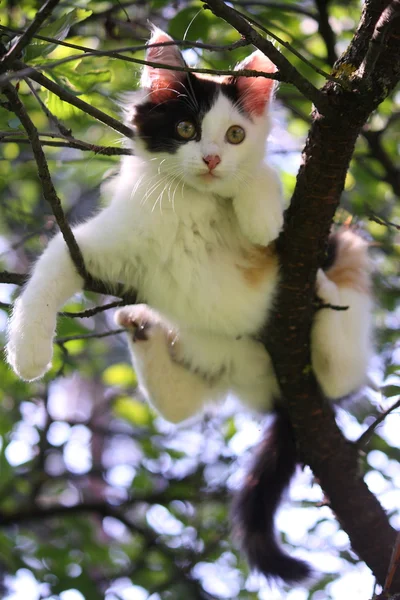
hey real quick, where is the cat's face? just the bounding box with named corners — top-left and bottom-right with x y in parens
top-left (126, 28), bottom-right (277, 197)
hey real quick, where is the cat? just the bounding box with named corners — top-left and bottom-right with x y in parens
top-left (6, 27), bottom-right (373, 584)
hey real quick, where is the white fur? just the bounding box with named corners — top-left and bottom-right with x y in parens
top-left (312, 269), bottom-right (373, 398)
top-left (6, 65), bottom-right (372, 422)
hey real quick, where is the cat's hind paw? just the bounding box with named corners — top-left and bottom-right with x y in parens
top-left (115, 304), bottom-right (167, 344)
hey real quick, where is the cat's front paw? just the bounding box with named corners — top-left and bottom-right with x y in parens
top-left (234, 195), bottom-right (283, 246)
top-left (6, 328), bottom-right (53, 381)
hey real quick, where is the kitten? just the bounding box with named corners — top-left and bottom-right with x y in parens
top-left (6, 28), bottom-right (373, 583)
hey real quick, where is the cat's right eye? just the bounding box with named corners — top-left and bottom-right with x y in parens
top-left (176, 120), bottom-right (196, 140)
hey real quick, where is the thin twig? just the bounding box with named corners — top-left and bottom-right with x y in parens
top-left (59, 300), bottom-right (125, 318)
top-left (357, 398), bottom-right (400, 448)
top-left (368, 212), bottom-right (400, 231)
top-left (55, 328), bottom-right (125, 344)
top-left (4, 54), bottom-right (282, 87)
top-left (0, 25), bottom-right (250, 55)
top-left (0, 135), bottom-right (130, 156)
top-left (231, 1), bottom-right (316, 19)
top-left (1, 299), bottom-right (126, 318)
top-left (24, 77), bottom-right (71, 137)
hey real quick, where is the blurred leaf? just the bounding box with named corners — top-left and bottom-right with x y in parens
top-left (25, 9), bottom-right (92, 61)
top-left (103, 363), bottom-right (137, 387)
top-left (114, 396), bottom-right (151, 426)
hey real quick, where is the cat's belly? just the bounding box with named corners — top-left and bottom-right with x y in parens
top-left (138, 237), bottom-right (279, 336)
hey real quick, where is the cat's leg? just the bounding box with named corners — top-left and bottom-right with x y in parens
top-left (7, 209), bottom-right (132, 381)
top-left (115, 305), bottom-right (222, 423)
top-left (228, 336), bottom-right (279, 412)
top-left (311, 230), bottom-right (373, 399)
top-left (174, 330), bottom-right (278, 413)
top-left (233, 164), bottom-right (284, 246)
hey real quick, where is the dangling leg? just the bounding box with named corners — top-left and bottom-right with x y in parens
top-left (311, 230), bottom-right (373, 399)
top-left (115, 305), bottom-right (224, 423)
top-left (228, 336), bottom-right (279, 412)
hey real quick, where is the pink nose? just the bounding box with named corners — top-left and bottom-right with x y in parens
top-left (203, 154), bottom-right (221, 171)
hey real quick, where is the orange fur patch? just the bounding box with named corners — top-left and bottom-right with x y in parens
top-left (325, 229), bottom-right (371, 294)
top-left (237, 243), bottom-right (278, 288)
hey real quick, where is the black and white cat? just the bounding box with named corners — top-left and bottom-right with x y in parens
top-left (6, 28), bottom-right (373, 583)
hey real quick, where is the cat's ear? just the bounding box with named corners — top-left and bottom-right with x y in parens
top-left (235, 51), bottom-right (277, 116)
top-left (141, 27), bottom-right (186, 102)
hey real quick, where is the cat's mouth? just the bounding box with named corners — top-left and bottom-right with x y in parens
top-left (197, 171), bottom-right (220, 182)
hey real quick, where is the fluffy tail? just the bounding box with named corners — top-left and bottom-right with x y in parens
top-left (233, 406), bottom-right (310, 583)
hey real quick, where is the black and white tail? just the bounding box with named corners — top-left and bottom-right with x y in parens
top-left (233, 406), bottom-right (310, 583)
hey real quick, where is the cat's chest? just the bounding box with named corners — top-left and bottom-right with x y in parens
top-left (136, 201), bottom-right (278, 335)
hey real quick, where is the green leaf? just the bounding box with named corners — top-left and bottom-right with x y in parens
top-left (383, 385), bottom-right (400, 398)
top-left (25, 9), bottom-right (92, 61)
top-left (168, 6), bottom-right (211, 41)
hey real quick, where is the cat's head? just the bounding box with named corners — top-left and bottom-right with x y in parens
top-left (126, 27), bottom-right (277, 197)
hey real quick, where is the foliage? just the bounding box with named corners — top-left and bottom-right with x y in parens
top-left (0, 1), bottom-right (399, 599)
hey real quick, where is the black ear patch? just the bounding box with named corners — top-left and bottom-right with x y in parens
top-left (133, 74), bottom-right (241, 154)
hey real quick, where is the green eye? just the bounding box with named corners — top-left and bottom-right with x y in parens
top-left (226, 125), bottom-right (245, 145)
top-left (176, 120), bottom-right (196, 140)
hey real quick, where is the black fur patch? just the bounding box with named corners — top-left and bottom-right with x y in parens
top-left (322, 233), bottom-right (338, 272)
top-left (133, 73), bottom-right (241, 154)
top-left (232, 405), bottom-right (311, 583)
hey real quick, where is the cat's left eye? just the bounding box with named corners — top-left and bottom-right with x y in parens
top-left (176, 121), bottom-right (196, 140)
top-left (226, 125), bottom-right (245, 145)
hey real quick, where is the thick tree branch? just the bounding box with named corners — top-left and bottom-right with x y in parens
top-left (260, 0), bottom-right (400, 588)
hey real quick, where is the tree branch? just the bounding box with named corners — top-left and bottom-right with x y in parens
top-left (0, 0), bottom-right (61, 67)
top-left (358, 398), bottom-right (400, 448)
top-left (11, 60), bottom-right (134, 140)
top-left (314, 0), bottom-right (338, 66)
top-left (55, 328), bottom-right (125, 344)
top-left (230, 1), bottom-right (316, 19)
top-left (0, 25), bottom-right (250, 55)
top-left (0, 134), bottom-right (131, 156)
top-left (0, 269), bottom-right (138, 304)
top-left (4, 55), bottom-right (281, 87)
top-left (1, 83), bottom-right (90, 282)
top-left (203, 0), bottom-right (331, 113)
